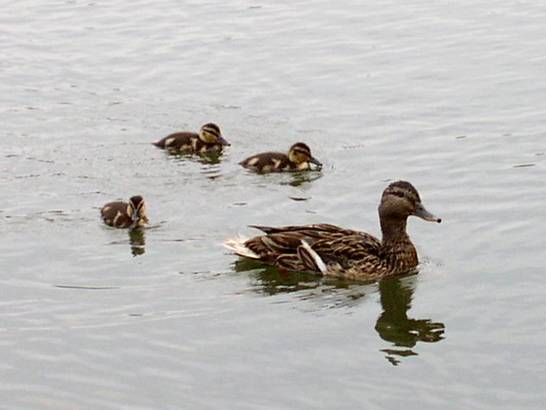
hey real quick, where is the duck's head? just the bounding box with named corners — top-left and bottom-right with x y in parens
top-left (379, 181), bottom-right (441, 224)
top-left (199, 123), bottom-right (230, 146)
top-left (128, 195), bottom-right (149, 225)
top-left (288, 142), bottom-right (322, 170)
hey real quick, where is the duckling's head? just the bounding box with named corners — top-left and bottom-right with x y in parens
top-left (199, 123), bottom-right (230, 146)
top-left (128, 195), bottom-right (149, 225)
top-left (288, 142), bottom-right (322, 169)
top-left (379, 181), bottom-right (441, 224)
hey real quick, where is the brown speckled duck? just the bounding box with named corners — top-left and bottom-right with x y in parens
top-left (153, 123), bottom-right (229, 154)
top-left (224, 181), bottom-right (441, 281)
top-left (239, 142), bottom-right (322, 173)
top-left (100, 195), bottom-right (149, 229)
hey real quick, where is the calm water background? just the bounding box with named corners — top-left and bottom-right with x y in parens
top-left (1, 0), bottom-right (545, 409)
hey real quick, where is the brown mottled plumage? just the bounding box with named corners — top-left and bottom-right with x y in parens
top-left (224, 181), bottom-right (441, 281)
top-left (153, 123), bottom-right (229, 154)
top-left (100, 195), bottom-right (149, 229)
top-left (239, 142), bottom-right (322, 173)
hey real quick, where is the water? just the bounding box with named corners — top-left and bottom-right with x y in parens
top-left (1, 0), bottom-right (545, 408)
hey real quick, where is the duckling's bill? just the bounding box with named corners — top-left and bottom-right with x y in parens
top-left (309, 156), bottom-right (322, 170)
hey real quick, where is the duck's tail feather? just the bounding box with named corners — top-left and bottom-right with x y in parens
top-left (248, 225), bottom-right (278, 234)
top-left (298, 240), bottom-right (327, 274)
top-left (224, 235), bottom-right (260, 259)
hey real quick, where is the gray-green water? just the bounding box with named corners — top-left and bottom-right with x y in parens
top-left (1, 1), bottom-right (545, 409)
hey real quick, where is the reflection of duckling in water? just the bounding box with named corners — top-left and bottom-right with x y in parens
top-left (100, 196), bottom-right (148, 229)
top-left (375, 276), bottom-right (445, 365)
top-left (153, 123), bottom-right (230, 155)
top-left (284, 171), bottom-right (324, 187)
top-left (128, 228), bottom-right (146, 257)
top-left (239, 142), bottom-right (322, 173)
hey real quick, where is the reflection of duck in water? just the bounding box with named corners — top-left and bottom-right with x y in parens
top-left (234, 257), bottom-right (376, 309)
top-left (375, 275), bottom-right (445, 365)
top-left (233, 258), bottom-right (444, 364)
top-left (233, 258), bottom-right (325, 295)
top-left (128, 228), bottom-right (146, 257)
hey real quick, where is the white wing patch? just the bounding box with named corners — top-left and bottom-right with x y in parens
top-left (247, 157), bottom-right (259, 166)
top-left (300, 240), bottom-right (327, 273)
top-left (113, 210), bottom-right (123, 226)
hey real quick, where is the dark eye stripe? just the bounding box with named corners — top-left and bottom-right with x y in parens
top-left (293, 148), bottom-right (310, 155)
top-left (204, 128), bottom-right (220, 137)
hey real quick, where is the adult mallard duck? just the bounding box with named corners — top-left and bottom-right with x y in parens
top-left (224, 181), bottom-right (441, 281)
top-left (100, 195), bottom-right (149, 229)
top-left (239, 142), bottom-right (322, 173)
top-left (153, 123), bottom-right (230, 154)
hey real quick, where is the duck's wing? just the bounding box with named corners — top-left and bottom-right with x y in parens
top-left (225, 223), bottom-right (381, 274)
top-left (239, 152), bottom-right (291, 172)
top-left (249, 223), bottom-right (355, 235)
top-left (310, 233), bottom-right (381, 267)
top-left (100, 201), bottom-right (132, 228)
top-left (153, 132), bottom-right (196, 150)
top-left (289, 233), bottom-right (383, 276)
top-left (237, 224), bottom-right (359, 264)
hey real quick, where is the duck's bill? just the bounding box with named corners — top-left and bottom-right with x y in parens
top-left (309, 157), bottom-right (323, 169)
top-left (414, 203), bottom-right (441, 223)
top-left (219, 136), bottom-right (230, 146)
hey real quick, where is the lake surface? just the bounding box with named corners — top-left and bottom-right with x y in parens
top-left (1, 0), bottom-right (545, 409)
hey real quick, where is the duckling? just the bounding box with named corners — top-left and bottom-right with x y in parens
top-left (100, 195), bottom-right (149, 229)
top-left (239, 142), bottom-right (322, 173)
top-left (153, 123), bottom-right (229, 154)
top-left (224, 181), bottom-right (441, 281)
